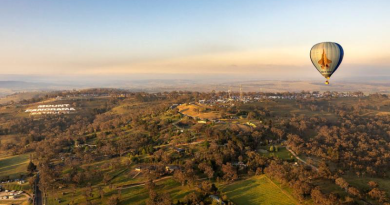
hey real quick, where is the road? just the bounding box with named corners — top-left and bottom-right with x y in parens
top-left (286, 146), bottom-right (318, 172)
top-left (33, 173), bottom-right (42, 205)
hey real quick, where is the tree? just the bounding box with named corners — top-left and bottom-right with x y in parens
top-left (310, 187), bottom-right (326, 205)
top-left (145, 179), bottom-right (156, 191)
top-left (183, 192), bottom-right (202, 204)
top-left (298, 120), bottom-right (307, 133)
top-left (292, 180), bottom-right (312, 200)
top-left (107, 195), bottom-right (119, 205)
top-left (222, 163), bottom-right (238, 182)
top-left (117, 137), bottom-right (130, 158)
top-left (98, 186), bottom-right (105, 200)
top-left (286, 134), bottom-right (304, 155)
top-left (199, 181), bottom-right (218, 195)
top-left (335, 177), bottom-right (349, 191)
top-left (318, 161), bottom-right (331, 179)
top-left (103, 173), bottom-right (111, 185)
top-left (146, 189), bottom-right (172, 205)
top-left (368, 181), bottom-right (378, 188)
top-left (247, 111), bottom-right (257, 120)
top-left (271, 127), bottom-right (285, 141)
top-left (198, 163), bottom-right (214, 180)
top-left (173, 170), bottom-right (186, 186)
top-left (348, 187), bottom-right (361, 198)
top-left (28, 176), bottom-right (36, 189)
top-left (27, 161), bottom-right (37, 175)
top-left (368, 188), bottom-right (387, 203)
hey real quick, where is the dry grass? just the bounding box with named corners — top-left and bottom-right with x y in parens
top-left (178, 103), bottom-right (221, 120)
top-left (221, 175), bottom-right (299, 205)
top-left (0, 154), bottom-right (30, 179)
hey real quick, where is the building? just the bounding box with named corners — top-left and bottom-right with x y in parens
top-left (209, 195), bottom-right (225, 205)
top-left (174, 148), bottom-right (185, 153)
top-left (165, 165), bottom-right (180, 172)
top-left (232, 161), bottom-right (247, 170)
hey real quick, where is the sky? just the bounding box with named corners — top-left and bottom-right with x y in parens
top-left (0, 0), bottom-right (390, 83)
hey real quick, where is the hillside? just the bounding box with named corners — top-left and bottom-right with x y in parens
top-left (0, 90), bottom-right (389, 204)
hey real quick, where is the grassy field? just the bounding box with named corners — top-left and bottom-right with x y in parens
top-left (178, 103), bottom-right (222, 120)
top-left (0, 199), bottom-right (30, 205)
top-left (343, 174), bottom-right (390, 194)
top-left (0, 104), bottom-right (28, 120)
top-left (312, 179), bottom-right (346, 197)
top-left (258, 146), bottom-right (294, 161)
top-left (251, 100), bottom-right (338, 122)
top-left (0, 154), bottom-right (30, 179)
top-left (220, 175), bottom-right (299, 205)
top-left (118, 179), bottom-right (192, 205)
top-left (55, 178), bottom-right (192, 205)
top-left (0, 92), bottom-right (46, 105)
top-left (2, 181), bottom-right (31, 191)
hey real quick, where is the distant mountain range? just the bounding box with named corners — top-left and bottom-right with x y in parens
top-left (0, 81), bottom-right (54, 90)
top-left (0, 81), bottom-right (71, 96)
top-left (1, 79), bottom-right (390, 99)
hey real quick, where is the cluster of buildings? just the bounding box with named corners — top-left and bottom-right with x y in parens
top-left (25, 104), bottom-right (76, 115)
top-left (0, 189), bottom-right (24, 200)
top-left (198, 91), bottom-right (365, 105)
top-left (134, 165), bottom-right (181, 173)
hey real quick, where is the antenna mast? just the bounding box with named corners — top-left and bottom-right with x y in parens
top-left (240, 84), bottom-right (243, 101)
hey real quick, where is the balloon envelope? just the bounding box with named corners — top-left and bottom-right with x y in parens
top-left (310, 42), bottom-right (344, 79)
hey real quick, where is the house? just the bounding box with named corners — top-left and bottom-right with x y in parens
top-left (169, 104), bottom-right (179, 109)
top-left (174, 148), bottom-right (185, 153)
top-left (209, 195), bottom-right (225, 205)
top-left (232, 161), bottom-right (247, 170)
top-left (165, 165), bottom-right (180, 172)
top-left (135, 165), bottom-right (156, 172)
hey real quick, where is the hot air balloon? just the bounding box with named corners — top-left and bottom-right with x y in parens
top-left (310, 42), bottom-right (344, 85)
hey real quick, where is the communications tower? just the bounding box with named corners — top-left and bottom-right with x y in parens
top-left (240, 84), bottom-right (243, 101)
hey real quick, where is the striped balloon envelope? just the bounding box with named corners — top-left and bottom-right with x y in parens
top-left (310, 42), bottom-right (344, 84)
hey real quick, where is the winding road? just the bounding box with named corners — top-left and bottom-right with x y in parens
top-left (286, 146), bottom-right (318, 172)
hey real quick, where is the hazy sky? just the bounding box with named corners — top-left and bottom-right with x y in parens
top-left (1, 0), bottom-right (390, 82)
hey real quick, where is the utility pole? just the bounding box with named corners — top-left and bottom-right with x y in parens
top-left (240, 84), bottom-right (243, 101)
